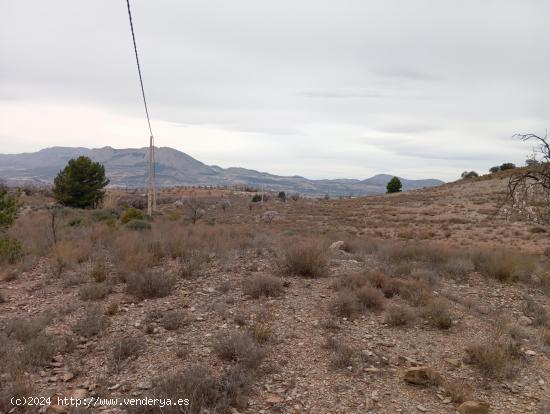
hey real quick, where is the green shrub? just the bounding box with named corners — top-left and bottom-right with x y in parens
top-left (121, 207), bottom-right (145, 224)
top-left (68, 218), bottom-right (82, 227)
top-left (0, 187), bottom-right (19, 229)
top-left (0, 236), bottom-right (22, 264)
top-left (251, 194), bottom-right (262, 203)
top-left (92, 208), bottom-right (119, 222)
top-left (126, 219), bottom-right (151, 231)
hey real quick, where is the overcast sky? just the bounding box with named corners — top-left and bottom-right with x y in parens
top-left (1, 1), bottom-right (549, 181)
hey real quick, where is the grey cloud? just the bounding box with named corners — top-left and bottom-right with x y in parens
top-left (1, 0), bottom-right (549, 181)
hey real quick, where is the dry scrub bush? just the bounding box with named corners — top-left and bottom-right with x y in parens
top-left (397, 280), bottom-right (433, 307)
top-left (110, 231), bottom-right (162, 279)
top-left (0, 377), bottom-right (33, 413)
top-left (73, 306), bottom-right (109, 337)
top-left (79, 283), bottom-right (111, 301)
top-left (89, 259), bottom-right (108, 283)
top-left (422, 299), bottom-right (453, 330)
top-left (110, 336), bottom-right (144, 373)
top-left (323, 336), bottom-right (355, 369)
top-left (243, 274), bottom-right (283, 298)
top-left (410, 268), bottom-right (440, 285)
top-left (443, 379), bottom-right (473, 403)
top-left (330, 290), bottom-right (361, 318)
top-left (213, 330), bottom-right (265, 369)
top-left (332, 272), bottom-right (367, 291)
top-left (366, 271), bottom-right (401, 298)
top-left (6, 311), bottom-right (55, 343)
top-left (8, 212), bottom-right (51, 257)
top-left (126, 270), bottom-right (175, 299)
top-left (340, 238), bottom-right (380, 256)
top-left (465, 336), bottom-right (523, 378)
top-left (176, 251), bottom-right (206, 279)
top-left (378, 242), bottom-right (451, 267)
top-left (133, 365), bottom-right (253, 414)
top-left (250, 323), bottom-right (273, 344)
top-left (384, 305), bottom-right (416, 327)
top-left (160, 311), bottom-right (189, 331)
top-left (443, 257), bottom-right (475, 280)
top-left (522, 298), bottom-right (549, 327)
top-left (51, 238), bottom-right (94, 267)
top-left (541, 328), bottom-right (550, 347)
top-left (19, 334), bottom-right (58, 367)
top-left (281, 239), bottom-right (328, 278)
top-left (355, 286), bottom-right (385, 311)
top-left (471, 249), bottom-right (536, 282)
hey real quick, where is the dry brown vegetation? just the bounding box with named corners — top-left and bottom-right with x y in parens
top-left (1, 176), bottom-right (550, 413)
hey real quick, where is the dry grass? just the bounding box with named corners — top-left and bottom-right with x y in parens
top-left (250, 323), bottom-right (273, 344)
top-left (333, 272), bottom-right (368, 291)
top-left (5, 311), bottom-right (55, 343)
top-left (355, 285), bottom-right (385, 311)
top-left (323, 336), bottom-right (355, 369)
top-left (443, 379), bottom-right (473, 403)
top-left (79, 282), bottom-right (111, 301)
top-left (51, 238), bottom-right (94, 270)
top-left (329, 290), bottom-right (361, 318)
top-left (133, 365), bottom-right (253, 414)
top-left (73, 305), bottom-right (110, 337)
top-left (472, 249), bottom-right (536, 283)
top-left (0, 376), bottom-right (34, 413)
top-left (110, 336), bottom-right (144, 373)
top-left (126, 270), bottom-right (176, 299)
top-left (89, 259), bottom-right (108, 282)
top-left (281, 239), bottom-right (329, 278)
top-left (243, 274), bottom-right (284, 298)
top-left (366, 271), bottom-right (401, 298)
top-left (160, 311), bottom-right (189, 331)
top-left (213, 330), bottom-right (265, 369)
top-left (465, 336), bottom-right (523, 378)
top-left (423, 299), bottom-right (453, 330)
top-left (19, 334), bottom-right (58, 368)
top-left (384, 304), bottom-right (416, 327)
top-left (522, 298), bottom-right (549, 327)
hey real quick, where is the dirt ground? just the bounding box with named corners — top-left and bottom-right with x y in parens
top-left (1, 175), bottom-right (549, 414)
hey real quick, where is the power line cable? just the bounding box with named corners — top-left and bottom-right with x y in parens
top-left (125, 0), bottom-right (153, 137)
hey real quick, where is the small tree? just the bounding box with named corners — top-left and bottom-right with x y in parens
top-left (277, 191), bottom-right (286, 202)
top-left (0, 184), bottom-right (22, 264)
top-left (184, 198), bottom-right (205, 224)
top-left (489, 166), bottom-right (500, 173)
top-left (386, 176), bottom-right (402, 193)
top-left (53, 156), bottom-right (109, 208)
top-left (502, 132), bottom-right (550, 226)
top-left (461, 171), bottom-right (479, 179)
top-left (0, 185), bottom-right (19, 230)
top-left (500, 162), bottom-right (516, 171)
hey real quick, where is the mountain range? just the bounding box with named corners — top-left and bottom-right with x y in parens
top-left (0, 146), bottom-right (444, 196)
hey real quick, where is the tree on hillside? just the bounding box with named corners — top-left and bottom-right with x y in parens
top-left (0, 183), bottom-right (22, 264)
top-left (277, 191), bottom-right (286, 202)
top-left (502, 133), bottom-right (550, 226)
top-left (461, 171), bottom-right (479, 179)
top-left (500, 162), bottom-right (516, 171)
top-left (53, 156), bottom-right (109, 208)
top-left (386, 176), bottom-right (402, 193)
top-left (489, 166), bottom-right (500, 173)
top-left (0, 184), bottom-right (19, 230)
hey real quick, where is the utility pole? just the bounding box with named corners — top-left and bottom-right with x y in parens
top-left (147, 135), bottom-right (156, 215)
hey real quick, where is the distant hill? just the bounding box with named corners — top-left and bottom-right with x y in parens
top-left (0, 146), bottom-right (444, 196)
